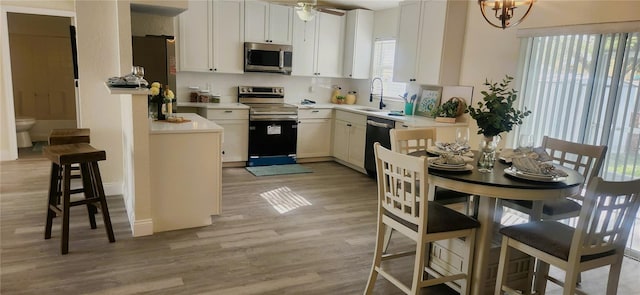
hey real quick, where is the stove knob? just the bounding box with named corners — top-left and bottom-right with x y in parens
top-left (240, 87), bottom-right (247, 93)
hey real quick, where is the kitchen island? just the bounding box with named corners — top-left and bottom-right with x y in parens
top-left (107, 85), bottom-right (223, 235)
top-left (150, 113), bottom-right (223, 232)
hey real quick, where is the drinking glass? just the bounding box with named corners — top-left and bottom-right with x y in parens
top-left (455, 127), bottom-right (470, 147)
top-left (518, 134), bottom-right (534, 154)
top-left (132, 66), bottom-right (144, 88)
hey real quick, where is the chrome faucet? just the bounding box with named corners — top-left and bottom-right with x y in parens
top-left (370, 77), bottom-right (385, 110)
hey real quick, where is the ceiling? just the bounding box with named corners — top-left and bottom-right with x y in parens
top-left (268, 0), bottom-right (402, 11)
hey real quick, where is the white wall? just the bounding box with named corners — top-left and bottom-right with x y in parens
top-left (459, 0), bottom-right (640, 148)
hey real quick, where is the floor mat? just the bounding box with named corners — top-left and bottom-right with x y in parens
top-left (32, 141), bottom-right (48, 153)
top-left (245, 164), bottom-right (313, 177)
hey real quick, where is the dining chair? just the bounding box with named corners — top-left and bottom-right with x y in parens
top-left (364, 143), bottom-right (480, 295)
top-left (494, 177), bottom-right (640, 295)
top-left (501, 136), bottom-right (608, 221)
top-left (390, 128), bottom-right (474, 215)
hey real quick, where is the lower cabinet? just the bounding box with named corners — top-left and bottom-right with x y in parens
top-left (297, 108), bottom-right (333, 158)
top-left (200, 108), bottom-right (249, 163)
top-left (333, 110), bottom-right (366, 169)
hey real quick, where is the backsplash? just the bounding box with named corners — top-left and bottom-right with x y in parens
top-left (176, 72), bottom-right (368, 105)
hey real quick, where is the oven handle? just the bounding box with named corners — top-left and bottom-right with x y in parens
top-left (250, 116), bottom-right (298, 121)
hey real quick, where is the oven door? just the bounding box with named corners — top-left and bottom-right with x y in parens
top-left (248, 120), bottom-right (298, 157)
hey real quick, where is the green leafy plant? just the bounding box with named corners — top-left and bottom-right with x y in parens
top-left (466, 75), bottom-right (531, 137)
top-left (433, 99), bottom-right (460, 118)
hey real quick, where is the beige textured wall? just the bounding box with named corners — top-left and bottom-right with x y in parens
top-left (131, 11), bottom-right (174, 37)
top-left (459, 0), bottom-right (640, 148)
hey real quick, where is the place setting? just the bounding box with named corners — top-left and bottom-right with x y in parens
top-left (428, 153), bottom-right (474, 172)
top-left (504, 157), bottom-right (569, 182)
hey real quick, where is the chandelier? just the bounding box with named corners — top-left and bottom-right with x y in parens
top-left (478, 0), bottom-right (534, 29)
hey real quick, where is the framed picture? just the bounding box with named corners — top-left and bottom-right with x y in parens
top-left (414, 85), bottom-right (442, 117)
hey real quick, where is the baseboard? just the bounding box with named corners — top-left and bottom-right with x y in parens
top-left (297, 156), bottom-right (333, 163)
top-left (132, 218), bottom-right (153, 237)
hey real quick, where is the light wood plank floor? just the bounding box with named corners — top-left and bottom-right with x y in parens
top-left (1, 158), bottom-right (638, 294)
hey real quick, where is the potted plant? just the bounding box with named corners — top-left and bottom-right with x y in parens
top-left (466, 75), bottom-right (531, 171)
top-left (434, 97), bottom-right (466, 123)
top-left (335, 95), bottom-right (346, 104)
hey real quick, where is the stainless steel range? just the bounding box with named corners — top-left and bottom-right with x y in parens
top-left (238, 86), bottom-right (298, 166)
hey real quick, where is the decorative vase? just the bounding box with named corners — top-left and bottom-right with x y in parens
top-left (477, 135), bottom-right (499, 172)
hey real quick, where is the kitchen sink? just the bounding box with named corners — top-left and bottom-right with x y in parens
top-left (356, 107), bottom-right (385, 112)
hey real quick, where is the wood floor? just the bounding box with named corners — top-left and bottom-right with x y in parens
top-left (1, 158), bottom-right (638, 294)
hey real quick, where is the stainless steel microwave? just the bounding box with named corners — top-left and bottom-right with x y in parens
top-left (244, 42), bottom-right (292, 75)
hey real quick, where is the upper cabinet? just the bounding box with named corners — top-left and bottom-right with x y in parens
top-left (393, 0), bottom-right (468, 85)
top-left (292, 11), bottom-right (346, 77)
top-left (343, 9), bottom-right (374, 79)
top-left (244, 1), bottom-right (293, 45)
top-left (178, 0), bottom-right (244, 73)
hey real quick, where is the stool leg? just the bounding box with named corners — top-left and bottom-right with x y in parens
top-left (80, 163), bottom-right (97, 229)
top-left (45, 163), bottom-right (60, 239)
top-left (89, 162), bottom-right (115, 243)
top-left (61, 164), bottom-right (72, 255)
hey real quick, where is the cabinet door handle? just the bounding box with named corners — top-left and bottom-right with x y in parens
top-left (347, 123), bottom-right (352, 127)
top-left (224, 110), bottom-right (233, 113)
top-left (312, 110), bottom-right (319, 113)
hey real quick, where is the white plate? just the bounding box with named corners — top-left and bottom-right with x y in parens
top-left (429, 162), bottom-right (473, 172)
top-left (504, 167), bottom-right (567, 182)
top-left (430, 161), bottom-right (466, 168)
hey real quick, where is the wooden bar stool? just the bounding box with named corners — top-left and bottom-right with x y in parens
top-left (43, 143), bottom-right (115, 254)
top-left (48, 128), bottom-right (90, 145)
top-left (48, 129), bottom-right (94, 221)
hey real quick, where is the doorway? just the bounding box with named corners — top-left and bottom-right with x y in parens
top-left (3, 10), bottom-right (78, 159)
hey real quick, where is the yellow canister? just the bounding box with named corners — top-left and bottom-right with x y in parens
top-left (330, 86), bottom-right (342, 104)
top-left (345, 91), bottom-right (357, 105)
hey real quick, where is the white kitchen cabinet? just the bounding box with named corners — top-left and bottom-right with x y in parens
top-left (199, 108), bottom-right (249, 163)
top-left (292, 11), bottom-right (346, 77)
top-left (244, 1), bottom-right (293, 45)
top-left (178, 0), bottom-right (244, 73)
top-left (333, 110), bottom-right (366, 169)
top-left (393, 0), bottom-right (468, 85)
top-left (343, 9), bottom-right (374, 79)
top-left (297, 108), bottom-right (333, 158)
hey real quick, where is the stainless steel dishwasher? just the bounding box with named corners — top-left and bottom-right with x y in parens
top-left (364, 116), bottom-right (395, 177)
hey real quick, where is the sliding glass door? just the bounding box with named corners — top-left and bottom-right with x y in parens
top-left (517, 31), bottom-right (640, 258)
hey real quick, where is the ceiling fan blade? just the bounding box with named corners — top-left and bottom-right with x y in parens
top-left (316, 7), bottom-right (344, 16)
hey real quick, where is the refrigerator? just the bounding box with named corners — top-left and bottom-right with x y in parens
top-left (132, 35), bottom-right (177, 113)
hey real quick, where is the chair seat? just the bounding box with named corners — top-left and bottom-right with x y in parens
top-left (499, 221), bottom-right (615, 262)
top-left (505, 198), bottom-right (582, 216)
top-left (385, 202), bottom-right (480, 234)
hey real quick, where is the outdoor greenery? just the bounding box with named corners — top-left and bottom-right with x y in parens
top-left (466, 75), bottom-right (531, 137)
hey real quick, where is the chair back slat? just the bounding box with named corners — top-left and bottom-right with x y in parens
top-left (572, 177), bottom-right (640, 257)
top-left (375, 142), bottom-right (428, 227)
top-left (390, 128), bottom-right (437, 154)
top-left (542, 136), bottom-right (607, 194)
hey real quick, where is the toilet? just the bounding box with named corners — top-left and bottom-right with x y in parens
top-left (15, 116), bottom-right (36, 148)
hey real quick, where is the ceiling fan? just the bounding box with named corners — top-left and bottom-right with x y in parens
top-left (280, 0), bottom-right (345, 21)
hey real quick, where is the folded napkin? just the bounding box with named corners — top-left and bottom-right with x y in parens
top-left (431, 154), bottom-right (466, 166)
top-left (433, 142), bottom-right (471, 155)
top-left (501, 147), bottom-right (552, 162)
top-left (512, 157), bottom-right (568, 177)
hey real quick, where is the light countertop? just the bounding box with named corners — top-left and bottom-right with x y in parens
top-left (150, 113), bottom-right (223, 134)
top-left (175, 101), bottom-right (467, 128)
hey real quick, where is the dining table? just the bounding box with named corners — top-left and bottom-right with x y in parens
top-left (412, 150), bottom-right (585, 294)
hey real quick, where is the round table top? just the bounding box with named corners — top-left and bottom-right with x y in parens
top-left (409, 150), bottom-right (585, 191)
